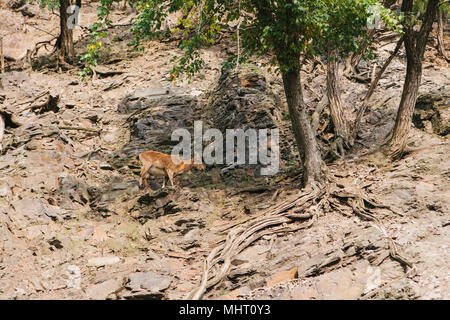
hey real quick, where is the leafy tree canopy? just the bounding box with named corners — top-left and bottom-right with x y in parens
top-left (86, 0), bottom-right (401, 79)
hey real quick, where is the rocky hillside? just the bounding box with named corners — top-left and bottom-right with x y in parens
top-left (0, 1), bottom-right (449, 300)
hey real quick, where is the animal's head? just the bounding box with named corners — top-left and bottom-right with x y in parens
top-left (190, 155), bottom-right (205, 171)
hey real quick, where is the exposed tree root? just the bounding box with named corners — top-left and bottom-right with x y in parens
top-left (188, 177), bottom-right (415, 300)
top-left (188, 182), bottom-right (325, 300)
top-left (329, 186), bottom-right (414, 273)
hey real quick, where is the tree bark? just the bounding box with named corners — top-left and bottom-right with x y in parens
top-left (437, 9), bottom-right (449, 62)
top-left (58, 0), bottom-right (74, 63)
top-left (388, 0), bottom-right (439, 159)
top-left (327, 46), bottom-right (351, 153)
top-left (281, 69), bottom-right (325, 186)
top-left (0, 114), bottom-right (4, 152)
top-left (388, 55), bottom-right (422, 159)
top-left (0, 37), bottom-right (4, 73)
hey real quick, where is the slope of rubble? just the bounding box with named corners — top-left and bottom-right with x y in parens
top-left (0, 1), bottom-right (449, 300)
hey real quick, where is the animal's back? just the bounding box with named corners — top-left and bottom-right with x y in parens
top-left (140, 150), bottom-right (168, 165)
top-left (139, 150), bottom-right (184, 169)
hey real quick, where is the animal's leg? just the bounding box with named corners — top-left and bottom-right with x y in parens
top-left (167, 171), bottom-right (175, 186)
top-left (139, 167), bottom-right (146, 187)
top-left (144, 172), bottom-right (151, 188)
top-left (162, 175), bottom-right (167, 188)
top-left (140, 163), bottom-right (151, 188)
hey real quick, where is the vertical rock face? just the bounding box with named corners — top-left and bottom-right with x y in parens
top-left (205, 65), bottom-right (295, 173)
top-left (118, 87), bottom-right (199, 160)
top-left (412, 92), bottom-right (450, 137)
top-left (207, 65), bottom-right (279, 132)
top-left (116, 70), bottom-right (296, 175)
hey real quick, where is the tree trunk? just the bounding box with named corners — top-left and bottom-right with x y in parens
top-left (281, 69), bottom-right (325, 186)
top-left (387, 55), bottom-right (422, 159)
top-left (352, 37), bottom-right (403, 142)
top-left (437, 9), bottom-right (449, 62)
top-left (327, 46), bottom-right (351, 154)
top-left (0, 37), bottom-right (4, 73)
top-left (59, 0), bottom-right (74, 63)
top-left (388, 0), bottom-right (439, 159)
top-left (0, 114), bottom-right (4, 152)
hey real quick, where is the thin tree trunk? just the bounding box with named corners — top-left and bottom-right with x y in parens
top-left (0, 37), bottom-right (4, 73)
top-left (352, 37), bottom-right (403, 142)
top-left (327, 46), bottom-right (351, 153)
top-left (59, 0), bottom-right (74, 63)
top-left (388, 0), bottom-right (439, 159)
top-left (0, 114), bottom-right (4, 152)
top-left (281, 69), bottom-right (325, 186)
top-left (388, 57), bottom-right (422, 159)
top-left (437, 9), bottom-right (449, 62)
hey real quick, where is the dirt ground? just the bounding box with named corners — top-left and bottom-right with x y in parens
top-left (0, 2), bottom-right (448, 300)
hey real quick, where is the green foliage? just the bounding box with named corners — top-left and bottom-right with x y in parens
top-left (128, 0), bottom-right (403, 76)
top-left (35, 0), bottom-right (59, 10)
top-left (79, 22), bottom-right (108, 79)
top-left (83, 0), bottom-right (404, 80)
top-left (130, 0), bottom-right (226, 79)
top-left (440, 1), bottom-right (449, 15)
top-left (402, 0), bottom-right (447, 29)
top-left (315, 0), bottom-right (403, 61)
top-left (79, 0), bottom-right (120, 78)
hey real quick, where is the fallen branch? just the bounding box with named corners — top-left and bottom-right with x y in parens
top-left (17, 91), bottom-right (50, 113)
top-left (376, 32), bottom-right (400, 43)
top-left (58, 129), bottom-right (75, 147)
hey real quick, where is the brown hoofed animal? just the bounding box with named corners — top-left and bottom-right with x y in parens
top-left (138, 150), bottom-right (205, 188)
